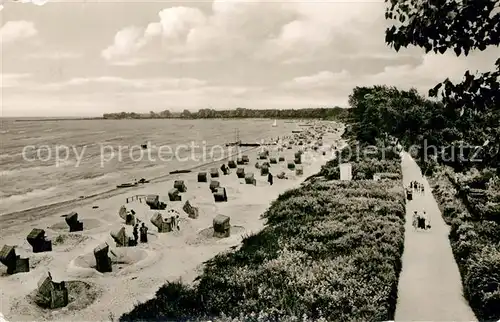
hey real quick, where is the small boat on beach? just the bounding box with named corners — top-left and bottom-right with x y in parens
top-left (238, 143), bottom-right (261, 147)
top-left (116, 182), bottom-right (138, 189)
top-left (169, 169), bottom-right (191, 174)
top-left (116, 178), bottom-right (149, 188)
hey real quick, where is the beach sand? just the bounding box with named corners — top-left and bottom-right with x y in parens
top-left (0, 123), bottom-right (343, 321)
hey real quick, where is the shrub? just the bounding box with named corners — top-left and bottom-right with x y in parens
top-left (463, 246), bottom-right (500, 322)
top-left (429, 167), bottom-right (500, 321)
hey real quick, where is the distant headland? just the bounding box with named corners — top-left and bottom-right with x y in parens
top-left (102, 107), bottom-right (348, 120)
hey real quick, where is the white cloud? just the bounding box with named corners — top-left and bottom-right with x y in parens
top-left (101, 26), bottom-right (147, 61)
top-left (0, 20), bottom-right (38, 44)
top-left (282, 70), bottom-right (350, 89)
top-left (282, 49), bottom-right (497, 94)
top-left (101, 1), bottom-right (388, 65)
top-left (1, 0), bottom-right (49, 11)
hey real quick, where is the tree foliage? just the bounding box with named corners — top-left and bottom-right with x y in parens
top-left (385, 0), bottom-right (500, 112)
top-left (103, 107), bottom-right (348, 120)
top-left (384, 0), bottom-right (500, 171)
top-left (346, 85), bottom-right (499, 172)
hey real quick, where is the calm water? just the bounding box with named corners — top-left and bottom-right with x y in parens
top-left (0, 118), bottom-right (296, 214)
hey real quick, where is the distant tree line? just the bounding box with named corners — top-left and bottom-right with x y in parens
top-left (102, 107), bottom-right (348, 120)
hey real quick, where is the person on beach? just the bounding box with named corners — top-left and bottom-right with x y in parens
top-left (133, 224), bottom-right (139, 242)
top-left (140, 223), bottom-right (148, 243)
top-left (176, 215), bottom-right (180, 230)
top-left (170, 215), bottom-right (176, 231)
top-left (126, 212), bottom-right (133, 225)
top-left (268, 172), bottom-right (273, 185)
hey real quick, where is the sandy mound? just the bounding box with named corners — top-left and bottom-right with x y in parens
top-left (9, 281), bottom-right (101, 321)
top-left (47, 218), bottom-right (103, 232)
top-left (73, 247), bottom-right (147, 269)
top-left (187, 226), bottom-right (246, 245)
top-left (68, 246), bottom-right (160, 278)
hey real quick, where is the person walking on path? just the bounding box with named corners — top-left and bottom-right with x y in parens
top-left (176, 215), bottom-right (180, 230)
top-left (422, 210), bottom-right (430, 229)
top-left (411, 210), bottom-right (418, 230)
top-left (139, 223), bottom-right (148, 243)
top-left (268, 172), bottom-right (274, 186)
top-left (412, 211), bottom-right (419, 230)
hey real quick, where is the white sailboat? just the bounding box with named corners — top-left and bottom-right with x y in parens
top-left (272, 119), bottom-right (277, 127)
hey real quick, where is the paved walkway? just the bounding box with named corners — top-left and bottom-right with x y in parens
top-left (394, 152), bottom-right (476, 321)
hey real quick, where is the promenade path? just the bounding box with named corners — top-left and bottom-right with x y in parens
top-left (394, 152), bottom-right (476, 321)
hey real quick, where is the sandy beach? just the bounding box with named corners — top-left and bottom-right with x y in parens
top-left (0, 122), bottom-right (342, 321)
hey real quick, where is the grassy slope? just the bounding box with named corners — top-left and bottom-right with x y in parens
top-left (120, 142), bottom-right (406, 321)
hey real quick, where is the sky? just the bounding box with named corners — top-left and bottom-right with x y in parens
top-left (0, 0), bottom-right (498, 117)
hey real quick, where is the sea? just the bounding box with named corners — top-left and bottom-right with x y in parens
top-left (0, 118), bottom-right (298, 215)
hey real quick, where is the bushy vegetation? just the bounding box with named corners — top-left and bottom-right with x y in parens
top-left (121, 143), bottom-right (405, 321)
top-left (345, 85), bottom-right (499, 174)
top-left (103, 107), bottom-right (349, 121)
top-left (318, 138), bottom-right (401, 181)
top-left (430, 169), bottom-right (500, 321)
